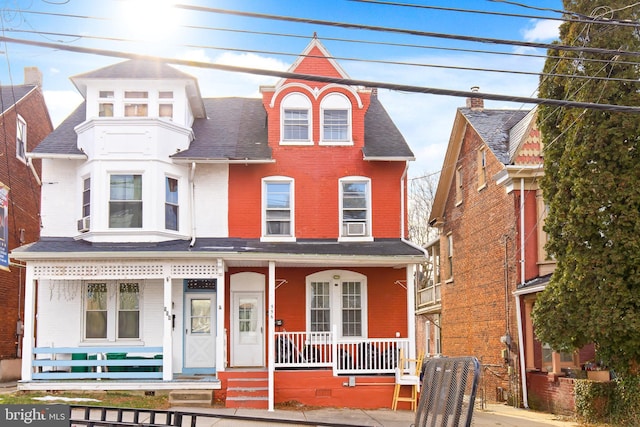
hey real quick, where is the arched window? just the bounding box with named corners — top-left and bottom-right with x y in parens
top-left (320, 93), bottom-right (352, 145)
top-left (280, 92), bottom-right (312, 145)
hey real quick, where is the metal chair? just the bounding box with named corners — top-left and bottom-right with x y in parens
top-left (413, 356), bottom-right (480, 427)
top-left (392, 348), bottom-right (424, 411)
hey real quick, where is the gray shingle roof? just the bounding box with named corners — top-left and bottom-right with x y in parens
top-left (171, 98), bottom-right (271, 161)
top-left (32, 102), bottom-right (86, 156)
top-left (363, 95), bottom-right (414, 159)
top-left (1, 85), bottom-right (37, 115)
top-left (13, 237), bottom-right (425, 258)
top-left (71, 60), bottom-right (196, 81)
top-left (460, 108), bottom-right (529, 164)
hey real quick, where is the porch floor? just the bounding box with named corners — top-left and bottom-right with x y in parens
top-left (18, 375), bottom-right (220, 391)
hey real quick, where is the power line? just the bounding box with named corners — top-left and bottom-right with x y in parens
top-left (174, 5), bottom-right (640, 58)
top-left (2, 35), bottom-right (640, 114)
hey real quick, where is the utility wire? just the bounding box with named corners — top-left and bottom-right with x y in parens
top-left (7, 28), bottom-right (640, 85)
top-left (2, 35), bottom-right (640, 114)
top-left (174, 5), bottom-right (640, 58)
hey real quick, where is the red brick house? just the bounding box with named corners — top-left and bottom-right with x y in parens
top-left (0, 68), bottom-right (52, 381)
top-left (425, 91), bottom-right (594, 413)
top-left (12, 38), bottom-right (425, 410)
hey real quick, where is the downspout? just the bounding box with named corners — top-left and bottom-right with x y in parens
top-left (400, 161), bottom-right (427, 359)
top-left (189, 162), bottom-right (196, 247)
top-left (518, 177), bottom-right (528, 407)
top-left (516, 293), bottom-right (529, 408)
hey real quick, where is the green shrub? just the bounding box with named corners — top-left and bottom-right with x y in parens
top-left (575, 376), bottom-right (640, 426)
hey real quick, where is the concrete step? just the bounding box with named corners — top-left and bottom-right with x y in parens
top-left (225, 376), bottom-right (269, 409)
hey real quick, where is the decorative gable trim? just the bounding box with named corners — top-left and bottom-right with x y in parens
top-left (269, 82), bottom-right (363, 109)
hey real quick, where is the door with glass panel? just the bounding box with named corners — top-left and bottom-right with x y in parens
top-left (184, 293), bottom-right (216, 370)
top-left (231, 292), bottom-right (264, 367)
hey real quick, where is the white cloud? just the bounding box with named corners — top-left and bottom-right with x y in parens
top-left (522, 19), bottom-right (560, 42)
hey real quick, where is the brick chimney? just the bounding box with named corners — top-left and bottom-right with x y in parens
top-left (24, 67), bottom-right (42, 88)
top-left (466, 86), bottom-right (483, 110)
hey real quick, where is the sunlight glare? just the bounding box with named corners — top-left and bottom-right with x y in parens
top-left (120, 0), bottom-right (179, 42)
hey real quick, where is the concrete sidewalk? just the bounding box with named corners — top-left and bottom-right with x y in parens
top-left (169, 403), bottom-right (580, 426)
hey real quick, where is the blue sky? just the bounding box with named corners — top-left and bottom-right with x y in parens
top-left (1, 0), bottom-right (563, 176)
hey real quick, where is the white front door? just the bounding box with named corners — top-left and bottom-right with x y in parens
top-left (231, 291), bottom-right (264, 366)
top-left (184, 293), bottom-right (216, 370)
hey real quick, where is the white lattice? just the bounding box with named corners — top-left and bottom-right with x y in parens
top-left (31, 260), bottom-right (221, 279)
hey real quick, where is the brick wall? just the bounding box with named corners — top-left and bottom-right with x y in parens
top-left (438, 124), bottom-right (520, 401)
top-left (0, 87), bottom-right (51, 359)
top-left (527, 371), bottom-right (576, 415)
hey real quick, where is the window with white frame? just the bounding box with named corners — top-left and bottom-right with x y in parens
top-left (109, 174), bottom-right (142, 228)
top-left (281, 92), bottom-right (312, 144)
top-left (263, 177), bottom-right (294, 239)
top-left (158, 91), bottom-right (173, 119)
top-left (307, 270), bottom-right (367, 338)
top-left (16, 115), bottom-right (26, 162)
top-left (340, 177), bottom-right (371, 239)
top-left (98, 91), bottom-right (114, 117)
top-left (455, 167), bottom-right (463, 205)
top-left (84, 282), bottom-right (141, 340)
top-left (446, 233), bottom-right (454, 280)
top-left (82, 177), bottom-right (91, 218)
top-left (165, 177), bottom-right (179, 231)
top-left (124, 91), bottom-right (149, 117)
top-left (477, 147), bottom-right (487, 189)
top-left (321, 93), bottom-right (351, 144)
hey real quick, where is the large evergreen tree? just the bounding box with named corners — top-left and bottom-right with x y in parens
top-left (532, 1), bottom-right (640, 376)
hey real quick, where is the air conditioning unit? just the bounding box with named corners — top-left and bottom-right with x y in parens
top-left (77, 216), bottom-right (90, 232)
top-left (346, 222), bottom-right (366, 236)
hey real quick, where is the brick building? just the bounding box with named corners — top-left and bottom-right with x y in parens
top-left (0, 67), bottom-right (52, 380)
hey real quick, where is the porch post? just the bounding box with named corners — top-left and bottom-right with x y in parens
top-left (406, 264), bottom-right (417, 358)
top-left (267, 261), bottom-right (276, 412)
top-left (21, 265), bottom-right (36, 381)
top-left (162, 265), bottom-right (173, 381)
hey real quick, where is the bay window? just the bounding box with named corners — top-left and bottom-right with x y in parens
top-left (109, 174), bottom-right (142, 228)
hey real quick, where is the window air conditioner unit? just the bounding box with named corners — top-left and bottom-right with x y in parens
top-left (346, 222), bottom-right (366, 236)
top-left (77, 216), bottom-right (90, 232)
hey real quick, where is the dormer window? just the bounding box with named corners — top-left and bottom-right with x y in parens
top-left (280, 92), bottom-right (312, 145)
top-left (98, 91), bottom-right (114, 117)
top-left (124, 91), bottom-right (148, 117)
top-left (321, 93), bottom-right (352, 145)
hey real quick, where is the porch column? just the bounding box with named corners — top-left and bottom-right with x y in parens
top-left (21, 266), bottom-right (36, 381)
top-left (406, 264), bottom-right (417, 358)
top-left (267, 261), bottom-right (276, 412)
top-left (162, 266), bottom-right (173, 381)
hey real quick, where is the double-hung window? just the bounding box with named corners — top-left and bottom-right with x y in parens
top-left (340, 177), bottom-right (371, 239)
top-left (320, 93), bottom-right (351, 144)
top-left (263, 177), bottom-right (294, 240)
top-left (16, 115), bottom-right (26, 163)
top-left (280, 92), bottom-right (312, 144)
top-left (98, 91), bottom-right (114, 117)
top-left (85, 282), bottom-right (140, 340)
top-left (124, 91), bottom-right (148, 117)
top-left (109, 174), bottom-right (142, 228)
top-left (159, 91), bottom-right (174, 119)
top-left (165, 177), bottom-right (179, 231)
top-left (477, 147), bottom-right (487, 189)
top-left (307, 271), bottom-right (367, 339)
top-left (455, 167), bottom-right (463, 205)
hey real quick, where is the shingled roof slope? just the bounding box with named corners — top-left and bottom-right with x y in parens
top-left (1, 85), bottom-right (37, 115)
top-left (363, 95), bottom-right (414, 159)
top-left (460, 108), bottom-right (529, 164)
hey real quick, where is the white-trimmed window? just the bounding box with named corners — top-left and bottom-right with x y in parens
top-left (98, 91), bottom-right (114, 117)
top-left (124, 91), bottom-right (149, 117)
top-left (82, 176), bottom-right (91, 218)
top-left (306, 270), bottom-right (368, 339)
top-left (455, 167), bottom-right (463, 205)
top-left (84, 282), bottom-right (141, 341)
top-left (262, 177), bottom-right (294, 241)
top-left (109, 174), bottom-right (142, 228)
top-left (281, 92), bottom-right (312, 144)
top-left (159, 91), bottom-right (174, 119)
top-left (477, 147), bottom-right (487, 189)
top-left (321, 93), bottom-right (352, 144)
top-left (16, 115), bottom-right (26, 163)
top-left (339, 177), bottom-right (371, 240)
top-left (446, 233), bottom-right (454, 281)
top-left (165, 177), bottom-right (179, 231)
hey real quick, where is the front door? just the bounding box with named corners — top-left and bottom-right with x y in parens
top-left (184, 293), bottom-right (216, 371)
top-left (231, 291), bottom-right (264, 366)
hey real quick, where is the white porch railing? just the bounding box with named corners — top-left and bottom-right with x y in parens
top-left (274, 330), bottom-right (409, 375)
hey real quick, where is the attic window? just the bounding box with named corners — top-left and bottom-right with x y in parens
top-left (280, 92), bottom-right (312, 145)
top-left (98, 91), bottom-right (114, 117)
top-left (159, 91), bottom-right (173, 120)
top-left (124, 91), bottom-right (149, 117)
top-left (320, 93), bottom-right (352, 145)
